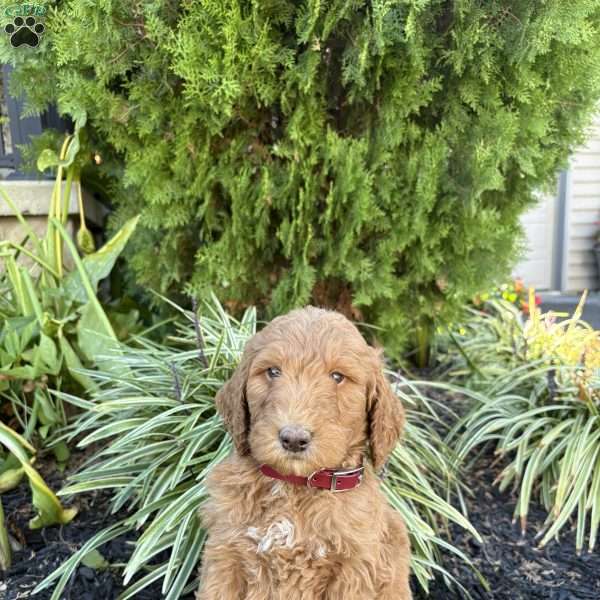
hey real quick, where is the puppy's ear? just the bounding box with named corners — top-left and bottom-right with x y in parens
top-left (216, 347), bottom-right (254, 456)
top-left (367, 350), bottom-right (405, 471)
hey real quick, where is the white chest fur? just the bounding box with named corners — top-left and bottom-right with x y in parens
top-left (244, 517), bottom-right (328, 560)
top-left (246, 518), bottom-right (295, 553)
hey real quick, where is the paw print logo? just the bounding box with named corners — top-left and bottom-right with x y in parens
top-left (4, 16), bottom-right (45, 48)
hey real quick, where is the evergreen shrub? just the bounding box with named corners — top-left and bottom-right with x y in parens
top-left (4, 1), bottom-right (600, 351)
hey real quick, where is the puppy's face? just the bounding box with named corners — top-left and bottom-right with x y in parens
top-left (245, 316), bottom-right (372, 475)
top-left (216, 307), bottom-right (405, 477)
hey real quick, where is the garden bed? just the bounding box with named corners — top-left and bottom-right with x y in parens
top-left (2, 454), bottom-right (194, 600)
top-left (3, 448), bottom-right (599, 600)
top-left (414, 451), bottom-right (600, 600)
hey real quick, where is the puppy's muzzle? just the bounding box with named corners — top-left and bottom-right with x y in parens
top-left (279, 425), bottom-right (312, 453)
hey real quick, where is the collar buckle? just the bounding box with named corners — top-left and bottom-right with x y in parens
top-left (307, 466), bottom-right (364, 492)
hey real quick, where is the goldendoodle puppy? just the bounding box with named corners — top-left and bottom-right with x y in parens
top-left (196, 307), bottom-right (411, 600)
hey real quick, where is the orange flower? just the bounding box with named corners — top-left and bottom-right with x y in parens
top-left (514, 278), bottom-right (524, 293)
top-left (521, 294), bottom-right (541, 314)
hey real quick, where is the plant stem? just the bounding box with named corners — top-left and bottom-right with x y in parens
top-left (0, 498), bottom-right (11, 571)
top-left (62, 165), bottom-right (74, 225)
top-left (52, 136), bottom-right (73, 278)
top-left (415, 316), bottom-right (433, 369)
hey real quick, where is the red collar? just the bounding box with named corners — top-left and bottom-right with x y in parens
top-left (260, 463), bottom-right (365, 492)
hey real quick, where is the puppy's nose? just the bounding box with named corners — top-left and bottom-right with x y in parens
top-left (279, 425), bottom-right (312, 453)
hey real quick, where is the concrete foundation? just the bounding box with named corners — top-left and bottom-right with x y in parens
top-left (0, 180), bottom-right (107, 270)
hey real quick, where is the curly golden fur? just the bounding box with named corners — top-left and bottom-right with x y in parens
top-left (196, 307), bottom-right (411, 600)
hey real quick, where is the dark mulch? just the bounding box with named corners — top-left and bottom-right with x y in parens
top-left (3, 450), bottom-right (599, 599)
top-left (413, 452), bottom-right (600, 600)
top-left (1, 455), bottom-right (194, 600)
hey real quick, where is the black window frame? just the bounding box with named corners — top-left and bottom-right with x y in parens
top-left (0, 64), bottom-right (67, 177)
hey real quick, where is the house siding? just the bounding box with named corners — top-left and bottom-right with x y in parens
top-left (565, 113), bottom-right (600, 292)
top-left (514, 194), bottom-right (556, 290)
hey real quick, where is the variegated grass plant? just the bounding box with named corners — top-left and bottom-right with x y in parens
top-left (445, 294), bottom-right (600, 554)
top-left (36, 296), bottom-right (480, 599)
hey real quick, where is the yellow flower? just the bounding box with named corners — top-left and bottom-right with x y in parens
top-left (524, 289), bottom-right (600, 395)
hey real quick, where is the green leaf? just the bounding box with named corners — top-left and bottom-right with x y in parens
top-left (81, 549), bottom-right (109, 570)
top-left (58, 336), bottom-right (97, 391)
top-left (49, 219), bottom-right (119, 368)
top-left (0, 424), bottom-right (76, 530)
top-left (63, 135), bottom-right (81, 169)
top-left (0, 422), bottom-right (35, 462)
top-left (52, 441), bottom-right (71, 464)
top-left (2, 365), bottom-right (41, 380)
top-left (0, 466), bottom-right (24, 493)
top-left (37, 119), bottom-right (85, 172)
top-left (77, 301), bottom-right (120, 363)
top-left (0, 316), bottom-right (36, 339)
top-left (34, 334), bottom-right (60, 376)
top-left (37, 148), bottom-right (61, 172)
top-left (63, 216), bottom-right (140, 304)
top-left (34, 389), bottom-right (60, 427)
top-left (23, 462), bottom-right (78, 529)
top-left (0, 453), bottom-right (20, 476)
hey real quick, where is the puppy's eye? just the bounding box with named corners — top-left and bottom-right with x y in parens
top-left (266, 366), bottom-right (282, 379)
top-left (330, 371), bottom-right (345, 384)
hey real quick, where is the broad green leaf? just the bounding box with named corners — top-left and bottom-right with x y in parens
top-left (0, 424), bottom-right (76, 530)
top-left (1, 365), bottom-right (41, 380)
top-left (63, 216), bottom-right (140, 304)
top-left (0, 316), bottom-right (36, 338)
top-left (63, 135), bottom-right (80, 169)
top-left (23, 462), bottom-right (78, 529)
top-left (37, 148), bottom-right (61, 172)
top-left (0, 453), bottom-right (20, 476)
top-left (34, 334), bottom-right (60, 376)
top-left (34, 389), bottom-right (60, 427)
top-left (58, 336), bottom-right (97, 391)
top-left (0, 466), bottom-right (24, 493)
top-left (77, 301), bottom-right (120, 363)
top-left (37, 126), bottom-right (83, 172)
top-left (51, 220), bottom-right (119, 364)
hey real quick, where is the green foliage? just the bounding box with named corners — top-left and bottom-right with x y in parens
top-left (0, 422), bottom-right (78, 570)
top-left (0, 134), bottom-right (139, 565)
top-left (0, 130), bottom-right (140, 443)
top-left (4, 2), bottom-right (600, 352)
top-left (0, 422), bottom-right (78, 529)
top-left (36, 296), bottom-right (479, 599)
top-left (444, 299), bottom-right (600, 554)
